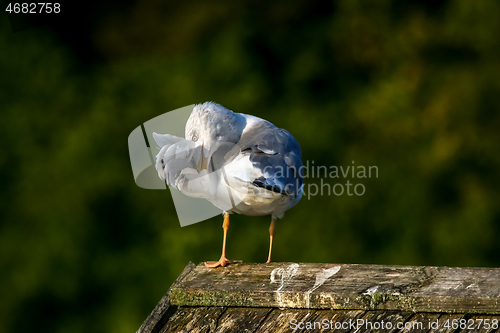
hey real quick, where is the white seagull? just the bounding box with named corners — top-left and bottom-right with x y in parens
top-left (153, 102), bottom-right (304, 267)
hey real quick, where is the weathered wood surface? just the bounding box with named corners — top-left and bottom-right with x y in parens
top-left (214, 307), bottom-right (272, 333)
top-left (160, 306), bottom-right (225, 333)
top-left (158, 307), bottom-right (500, 333)
top-left (169, 262), bottom-right (500, 314)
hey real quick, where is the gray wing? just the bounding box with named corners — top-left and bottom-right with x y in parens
top-left (238, 124), bottom-right (303, 196)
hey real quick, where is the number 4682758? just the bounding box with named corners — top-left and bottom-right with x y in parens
top-left (6, 3), bottom-right (61, 14)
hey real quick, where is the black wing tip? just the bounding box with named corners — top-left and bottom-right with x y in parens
top-left (252, 177), bottom-right (286, 195)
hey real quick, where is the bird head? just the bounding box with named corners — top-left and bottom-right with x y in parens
top-left (185, 102), bottom-right (246, 173)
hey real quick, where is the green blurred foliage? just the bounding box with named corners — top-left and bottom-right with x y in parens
top-left (1, 0), bottom-right (500, 332)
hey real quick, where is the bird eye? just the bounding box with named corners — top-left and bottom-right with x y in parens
top-left (192, 135), bottom-right (198, 142)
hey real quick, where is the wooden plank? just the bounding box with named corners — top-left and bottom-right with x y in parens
top-left (213, 307), bottom-right (272, 333)
top-left (412, 267), bottom-right (500, 314)
top-left (159, 306), bottom-right (225, 333)
top-left (255, 308), bottom-right (319, 332)
top-left (354, 310), bottom-right (414, 333)
top-left (137, 262), bottom-right (196, 333)
top-left (169, 263), bottom-right (500, 314)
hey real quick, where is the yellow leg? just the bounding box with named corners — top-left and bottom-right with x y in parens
top-left (266, 218), bottom-right (276, 263)
top-left (205, 214), bottom-right (242, 268)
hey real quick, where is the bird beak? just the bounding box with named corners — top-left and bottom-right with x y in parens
top-left (196, 142), bottom-right (209, 173)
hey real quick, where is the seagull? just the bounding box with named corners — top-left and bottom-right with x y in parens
top-left (153, 102), bottom-right (304, 268)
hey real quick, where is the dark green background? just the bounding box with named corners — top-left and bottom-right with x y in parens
top-left (1, 1), bottom-right (500, 332)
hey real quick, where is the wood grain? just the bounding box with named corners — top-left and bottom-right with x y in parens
top-left (169, 262), bottom-right (500, 314)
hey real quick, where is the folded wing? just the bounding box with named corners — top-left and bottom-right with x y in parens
top-left (238, 127), bottom-right (304, 197)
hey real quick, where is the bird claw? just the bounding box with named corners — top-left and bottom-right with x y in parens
top-left (204, 258), bottom-right (243, 268)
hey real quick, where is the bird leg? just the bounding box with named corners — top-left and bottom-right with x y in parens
top-left (205, 214), bottom-right (242, 268)
top-left (266, 218), bottom-right (276, 263)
